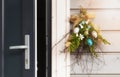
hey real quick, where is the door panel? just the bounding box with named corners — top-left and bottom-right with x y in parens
top-left (4, 0), bottom-right (23, 77)
top-left (0, 0), bottom-right (2, 76)
top-left (1, 0), bottom-right (35, 77)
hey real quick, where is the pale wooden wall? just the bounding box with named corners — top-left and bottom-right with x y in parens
top-left (70, 0), bottom-right (120, 77)
top-left (52, 0), bottom-right (70, 77)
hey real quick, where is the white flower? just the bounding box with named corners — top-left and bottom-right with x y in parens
top-left (79, 24), bottom-right (83, 29)
top-left (81, 21), bottom-right (85, 24)
top-left (92, 31), bottom-right (97, 38)
top-left (88, 25), bottom-right (91, 29)
top-left (86, 25), bottom-right (91, 30)
top-left (79, 34), bottom-right (84, 40)
top-left (74, 27), bottom-right (79, 34)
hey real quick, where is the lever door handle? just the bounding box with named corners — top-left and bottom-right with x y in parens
top-left (9, 45), bottom-right (27, 49)
top-left (9, 35), bottom-right (30, 70)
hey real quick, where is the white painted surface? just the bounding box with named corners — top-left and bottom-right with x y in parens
top-left (71, 53), bottom-right (120, 74)
top-left (52, 0), bottom-right (70, 77)
top-left (71, 10), bottom-right (120, 30)
top-left (101, 31), bottom-right (120, 52)
top-left (71, 0), bottom-right (120, 8)
top-left (70, 0), bottom-right (120, 76)
top-left (71, 75), bottom-right (120, 77)
top-left (52, 1), bottom-right (57, 77)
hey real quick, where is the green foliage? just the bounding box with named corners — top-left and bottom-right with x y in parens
top-left (102, 38), bottom-right (110, 45)
top-left (68, 33), bottom-right (81, 52)
top-left (98, 35), bottom-right (110, 45)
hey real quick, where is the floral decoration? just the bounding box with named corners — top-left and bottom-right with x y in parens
top-left (65, 8), bottom-right (110, 57)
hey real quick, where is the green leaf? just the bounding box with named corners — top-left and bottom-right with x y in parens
top-left (67, 33), bottom-right (81, 52)
top-left (97, 35), bottom-right (110, 45)
top-left (102, 38), bottom-right (111, 45)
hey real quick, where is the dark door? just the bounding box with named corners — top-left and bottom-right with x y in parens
top-left (0, 0), bottom-right (35, 77)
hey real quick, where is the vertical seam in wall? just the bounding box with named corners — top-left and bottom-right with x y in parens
top-left (65, 0), bottom-right (67, 77)
top-left (52, 0), bottom-right (57, 77)
top-left (67, 0), bottom-right (70, 77)
top-left (56, 0), bottom-right (57, 77)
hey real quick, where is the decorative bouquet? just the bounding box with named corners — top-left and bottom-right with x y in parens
top-left (65, 8), bottom-right (110, 57)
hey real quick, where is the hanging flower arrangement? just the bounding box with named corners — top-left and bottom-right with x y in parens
top-left (65, 8), bottom-right (110, 57)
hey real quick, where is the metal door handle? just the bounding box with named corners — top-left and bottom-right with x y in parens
top-left (9, 35), bottom-right (30, 70)
top-left (9, 45), bottom-right (28, 49)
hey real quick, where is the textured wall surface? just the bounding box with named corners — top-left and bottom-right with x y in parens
top-left (70, 0), bottom-right (120, 77)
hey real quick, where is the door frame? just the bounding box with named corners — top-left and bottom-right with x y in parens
top-left (0, 0), bottom-right (37, 77)
top-left (46, 0), bottom-right (52, 77)
top-left (35, 0), bottom-right (37, 77)
top-left (52, 0), bottom-right (70, 77)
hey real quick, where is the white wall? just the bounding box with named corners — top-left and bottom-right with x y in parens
top-left (52, 0), bottom-right (70, 77)
top-left (70, 0), bottom-right (120, 77)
